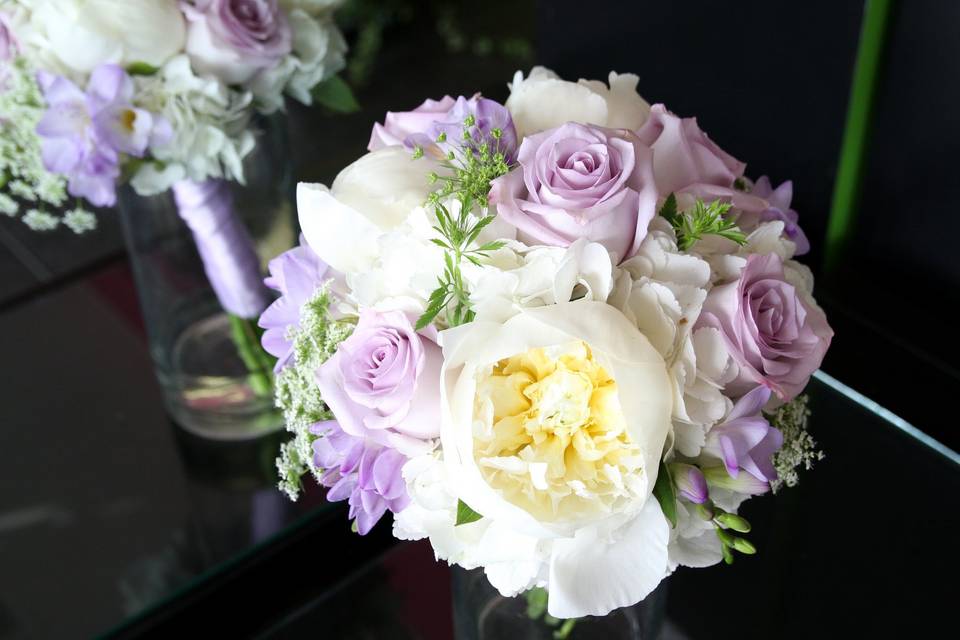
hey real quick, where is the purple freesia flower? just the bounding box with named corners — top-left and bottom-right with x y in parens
top-left (749, 176), bottom-right (810, 255)
top-left (670, 463), bottom-right (709, 504)
top-left (310, 420), bottom-right (409, 535)
top-left (259, 236), bottom-right (329, 372)
top-left (1, 12), bottom-right (17, 62)
top-left (703, 386), bottom-right (783, 491)
top-left (35, 64), bottom-right (169, 207)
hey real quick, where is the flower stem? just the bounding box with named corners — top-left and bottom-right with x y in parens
top-left (228, 314), bottom-right (274, 397)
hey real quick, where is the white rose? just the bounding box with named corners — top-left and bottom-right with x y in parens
top-left (19, 0), bottom-right (185, 76)
top-left (400, 301), bottom-right (674, 618)
top-left (505, 66), bottom-right (651, 138)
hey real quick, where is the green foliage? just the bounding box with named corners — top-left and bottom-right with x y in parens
top-left (126, 61), bottom-right (160, 76)
top-left (311, 75), bottom-right (360, 113)
top-left (660, 195), bottom-right (747, 251)
top-left (652, 461), bottom-right (678, 528)
top-left (455, 499), bottom-right (483, 526)
top-left (415, 117), bottom-right (513, 331)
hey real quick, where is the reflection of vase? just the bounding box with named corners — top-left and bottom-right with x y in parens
top-left (118, 116), bottom-right (296, 440)
top-left (452, 567), bottom-right (667, 640)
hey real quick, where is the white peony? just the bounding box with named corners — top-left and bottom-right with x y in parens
top-left (16, 0), bottom-right (185, 78)
top-left (505, 66), bottom-right (651, 138)
top-left (129, 55), bottom-right (255, 194)
top-left (398, 301), bottom-right (674, 618)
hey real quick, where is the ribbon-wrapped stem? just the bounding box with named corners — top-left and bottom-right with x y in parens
top-left (173, 179), bottom-right (274, 395)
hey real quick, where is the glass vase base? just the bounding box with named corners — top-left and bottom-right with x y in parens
top-left (453, 568), bottom-right (666, 640)
top-left (161, 313), bottom-right (281, 441)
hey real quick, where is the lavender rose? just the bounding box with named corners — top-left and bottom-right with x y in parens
top-left (369, 95), bottom-right (518, 163)
top-left (182, 0), bottom-right (292, 85)
top-left (368, 96), bottom-right (456, 151)
top-left (635, 104), bottom-right (745, 196)
top-left (699, 253), bottom-right (833, 401)
top-left (490, 122), bottom-right (658, 263)
top-left (317, 309), bottom-right (440, 457)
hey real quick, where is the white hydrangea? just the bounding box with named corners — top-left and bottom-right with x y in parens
top-left (130, 55), bottom-right (255, 195)
top-left (609, 218), bottom-right (733, 456)
top-left (251, 5), bottom-right (347, 113)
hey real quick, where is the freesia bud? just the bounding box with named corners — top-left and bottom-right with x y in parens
top-left (703, 466), bottom-right (770, 495)
top-left (669, 463), bottom-right (709, 504)
top-left (715, 512), bottom-right (752, 533)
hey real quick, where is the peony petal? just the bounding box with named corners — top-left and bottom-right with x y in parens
top-left (547, 499), bottom-right (670, 618)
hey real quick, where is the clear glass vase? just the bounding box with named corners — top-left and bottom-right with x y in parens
top-left (452, 567), bottom-right (667, 640)
top-left (119, 116), bottom-right (296, 440)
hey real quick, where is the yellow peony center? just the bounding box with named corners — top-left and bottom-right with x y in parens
top-left (473, 341), bottom-right (644, 523)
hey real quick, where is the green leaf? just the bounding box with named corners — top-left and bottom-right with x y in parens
top-left (525, 587), bottom-right (548, 619)
top-left (126, 62), bottom-right (159, 76)
top-left (455, 499), bottom-right (483, 525)
top-left (430, 238), bottom-right (452, 251)
top-left (311, 75), bottom-right (360, 113)
top-left (652, 461), bottom-right (677, 528)
top-left (474, 240), bottom-right (507, 253)
top-left (659, 192), bottom-right (678, 223)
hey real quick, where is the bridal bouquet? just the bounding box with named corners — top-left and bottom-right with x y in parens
top-left (267, 67), bottom-right (833, 619)
top-left (1, 0), bottom-right (347, 231)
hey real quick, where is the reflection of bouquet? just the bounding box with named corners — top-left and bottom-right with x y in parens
top-left (0, 0), bottom-right (347, 231)
top-left (267, 66), bottom-right (833, 620)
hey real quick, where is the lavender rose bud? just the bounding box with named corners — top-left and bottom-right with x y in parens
top-left (635, 104), bottom-right (745, 196)
top-left (182, 0), bottom-right (292, 85)
top-left (699, 253), bottom-right (833, 401)
top-left (317, 309), bottom-right (440, 457)
top-left (490, 122), bottom-right (658, 263)
top-left (368, 96), bottom-right (456, 151)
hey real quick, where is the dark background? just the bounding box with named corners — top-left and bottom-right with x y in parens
top-left (1, 1), bottom-right (957, 443)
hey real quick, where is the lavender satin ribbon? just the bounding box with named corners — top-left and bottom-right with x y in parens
top-left (172, 179), bottom-right (269, 319)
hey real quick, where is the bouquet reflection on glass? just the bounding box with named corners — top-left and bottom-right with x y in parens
top-left (0, 0), bottom-right (354, 438)
top-left (265, 66), bottom-right (833, 636)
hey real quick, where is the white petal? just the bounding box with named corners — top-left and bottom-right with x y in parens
top-left (297, 182), bottom-right (380, 274)
top-left (547, 500), bottom-right (670, 618)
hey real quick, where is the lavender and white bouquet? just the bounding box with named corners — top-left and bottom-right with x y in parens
top-left (0, 0), bottom-right (347, 232)
top-left (265, 66), bottom-right (833, 620)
